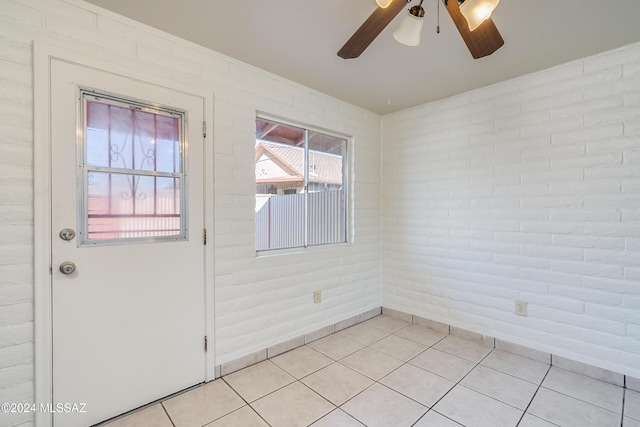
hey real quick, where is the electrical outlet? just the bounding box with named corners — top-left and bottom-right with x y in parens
top-left (515, 300), bottom-right (528, 316)
top-left (313, 290), bottom-right (322, 304)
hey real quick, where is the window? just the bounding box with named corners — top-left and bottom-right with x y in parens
top-left (255, 117), bottom-right (347, 251)
top-left (81, 90), bottom-right (186, 244)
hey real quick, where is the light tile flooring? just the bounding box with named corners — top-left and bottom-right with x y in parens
top-left (104, 315), bottom-right (638, 427)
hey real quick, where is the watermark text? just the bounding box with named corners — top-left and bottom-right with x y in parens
top-left (1, 402), bottom-right (87, 413)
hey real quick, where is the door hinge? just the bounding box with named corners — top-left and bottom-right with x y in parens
top-left (203, 121), bottom-right (207, 138)
top-left (204, 336), bottom-right (208, 352)
top-left (203, 228), bottom-right (207, 245)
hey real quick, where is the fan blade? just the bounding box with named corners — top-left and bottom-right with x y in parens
top-left (444, 0), bottom-right (504, 59)
top-left (338, 0), bottom-right (408, 59)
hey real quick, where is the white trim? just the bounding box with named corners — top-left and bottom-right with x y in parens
top-left (34, 40), bottom-right (54, 427)
top-left (203, 95), bottom-right (216, 381)
top-left (34, 39), bottom-right (216, 427)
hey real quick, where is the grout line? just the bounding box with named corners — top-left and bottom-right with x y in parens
top-left (208, 405), bottom-right (269, 427)
top-left (221, 360), bottom-right (297, 403)
top-left (437, 348), bottom-right (485, 392)
top-left (476, 356), bottom-right (546, 386)
top-left (296, 378), bottom-right (339, 422)
top-left (248, 405), bottom-right (272, 427)
top-left (220, 376), bottom-right (273, 426)
top-left (160, 403), bottom-right (176, 427)
top-left (410, 411), bottom-right (429, 427)
top-left (410, 409), bottom-right (463, 427)
top-left (515, 365), bottom-right (556, 427)
top-left (620, 388), bottom-right (625, 427)
top-left (392, 335), bottom-right (484, 417)
top-left (311, 406), bottom-right (364, 427)
top-left (337, 379), bottom-right (378, 408)
top-left (410, 344), bottom-right (551, 424)
top-left (540, 368), bottom-right (626, 416)
top-left (220, 377), bottom-right (250, 404)
top-left (270, 347), bottom-right (334, 382)
top-left (330, 325), bottom-right (443, 422)
top-left (307, 335), bottom-right (366, 361)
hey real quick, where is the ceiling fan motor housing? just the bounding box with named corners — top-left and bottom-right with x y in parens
top-left (410, 4), bottom-right (425, 18)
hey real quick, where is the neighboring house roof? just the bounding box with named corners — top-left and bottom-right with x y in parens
top-left (255, 141), bottom-right (343, 185)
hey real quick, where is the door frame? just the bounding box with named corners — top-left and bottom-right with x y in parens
top-left (34, 40), bottom-right (216, 427)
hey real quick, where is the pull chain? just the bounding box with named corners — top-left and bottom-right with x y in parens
top-left (437, 0), bottom-right (441, 33)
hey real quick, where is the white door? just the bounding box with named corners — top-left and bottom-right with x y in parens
top-left (50, 60), bottom-right (206, 427)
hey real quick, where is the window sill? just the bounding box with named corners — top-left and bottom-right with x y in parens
top-left (255, 241), bottom-right (352, 258)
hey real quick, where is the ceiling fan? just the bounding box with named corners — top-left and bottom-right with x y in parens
top-left (337, 0), bottom-right (504, 59)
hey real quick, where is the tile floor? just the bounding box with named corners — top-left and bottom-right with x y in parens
top-left (104, 315), bottom-right (638, 427)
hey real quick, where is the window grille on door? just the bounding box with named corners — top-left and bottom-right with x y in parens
top-left (80, 90), bottom-right (188, 244)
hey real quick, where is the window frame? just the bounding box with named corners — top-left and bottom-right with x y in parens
top-left (78, 88), bottom-right (189, 246)
top-left (255, 114), bottom-right (350, 253)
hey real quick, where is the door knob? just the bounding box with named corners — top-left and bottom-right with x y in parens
top-left (59, 262), bottom-right (77, 275)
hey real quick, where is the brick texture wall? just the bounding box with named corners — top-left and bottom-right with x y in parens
top-left (0, 1), bottom-right (381, 425)
top-left (2, 0), bottom-right (639, 425)
top-left (382, 42), bottom-right (640, 378)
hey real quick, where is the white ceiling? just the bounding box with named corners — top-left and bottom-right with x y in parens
top-left (83, 0), bottom-right (640, 114)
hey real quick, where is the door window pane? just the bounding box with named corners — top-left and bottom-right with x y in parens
top-left (87, 173), bottom-right (181, 240)
top-left (86, 101), bottom-right (181, 174)
top-left (82, 92), bottom-right (186, 244)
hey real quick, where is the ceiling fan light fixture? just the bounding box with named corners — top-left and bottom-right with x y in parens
top-left (393, 4), bottom-right (425, 47)
top-left (459, 0), bottom-right (499, 31)
top-left (375, 0), bottom-right (394, 8)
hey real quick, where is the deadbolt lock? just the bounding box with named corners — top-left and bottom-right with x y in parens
top-left (59, 228), bottom-right (76, 241)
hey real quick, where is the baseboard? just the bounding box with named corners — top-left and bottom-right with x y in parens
top-left (213, 305), bottom-right (639, 392)
top-left (382, 306), bottom-right (638, 391)
top-left (215, 307), bottom-right (381, 377)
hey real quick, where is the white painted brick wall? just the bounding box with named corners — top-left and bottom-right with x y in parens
top-left (0, 0), bottom-right (380, 425)
top-left (3, 0), bottom-right (638, 423)
top-left (382, 41), bottom-right (640, 378)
